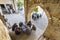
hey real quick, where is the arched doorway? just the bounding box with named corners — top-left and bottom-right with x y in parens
top-left (26, 3), bottom-right (51, 39)
top-left (30, 6), bottom-right (48, 30)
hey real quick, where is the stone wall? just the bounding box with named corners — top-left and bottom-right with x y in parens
top-left (0, 19), bottom-right (11, 40)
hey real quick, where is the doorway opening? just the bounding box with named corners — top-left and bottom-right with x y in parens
top-left (16, 0), bottom-right (24, 14)
top-left (29, 6), bottom-right (48, 36)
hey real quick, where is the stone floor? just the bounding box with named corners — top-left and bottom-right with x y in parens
top-left (4, 13), bottom-right (48, 40)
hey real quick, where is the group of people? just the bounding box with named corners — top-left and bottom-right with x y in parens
top-left (2, 15), bottom-right (36, 35)
top-left (12, 21), bottom-right (36, 35)
top-left (32, 13), bottom-right (42, 20)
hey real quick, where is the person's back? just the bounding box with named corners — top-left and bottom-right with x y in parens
top-left (12, 23), bottom-right (18, 31)
top-left (25, 25), bottom-right (32, 35)
top-left (27, 21), bottom-right (36, 31)
top-left (32, 25), bottom-right (36, 31)
top-left (21, 24), bottom-right (27, 32)
top-left (27, 21), bottom-right (32, 27)
top-left (2, 15), bottom-right (7, 22)
top-left (19, 22), bottom-right (27, 32)
top-left (15, 27), bottom-right (21, 35)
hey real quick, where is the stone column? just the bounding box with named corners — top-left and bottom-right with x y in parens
top-left (24, 0), bottom-right (28, 23)
top-left (0, 13), bottom-right (6, 25)
top-left (0, 19), bottom-right (11, 40)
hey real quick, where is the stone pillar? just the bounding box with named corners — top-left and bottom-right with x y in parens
top-left (0, 13), bottom-right (6, 25)
top-left (0, 19), bottom-right (11, 40)
top-left (24, 0), bottom-right (28, 23)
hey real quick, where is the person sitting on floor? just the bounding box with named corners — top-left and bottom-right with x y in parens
top-left (26, 21), bottom-right (32, 35)
top-left (27, 21), bottom-right (32, 27)
top-left (19, 22), bottom-right (32, 35)
top-left (15, 26), bottom-right (21, 35)
top-left (32, 25), bottom-right (36, 31)
top-left (12, 23), bottom-right (18, 31)
top-left (19, 22), bottom-right (27, 33)
top-left (2, 15), bottom-right (7, 22)
top-left (12, 23), bottom-right (21, 35)
top-left (27, 21), bottom-right (36, 31)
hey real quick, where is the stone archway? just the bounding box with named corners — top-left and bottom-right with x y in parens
top-left (25, 0), bottom-right (60, 40)
top-left (26, 3), bottom-right (52, 40)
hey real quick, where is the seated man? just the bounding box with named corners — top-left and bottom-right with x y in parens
top-left (19, 22), bottom-right (27, 32)
top-left (19, 22), bottom-right (32, 35)
top-left (2, 15), bottom-right (7, 22)
top-left (27, 21), bottom-right (36, 31)
top-left (27, 21), bottom-right (32, 27)
top-left (26, 25), bottom-right (32, 35)
top-left (15, 27), bottom-right (21, 35)
top-left (32, 25), bottom-right (36, 31)
top-left (12, 23), bottom-right (21, 35)
top-left (26, 21), bottom-right (36, 35)
top-left (12, 23), bottom-right (18, 31)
